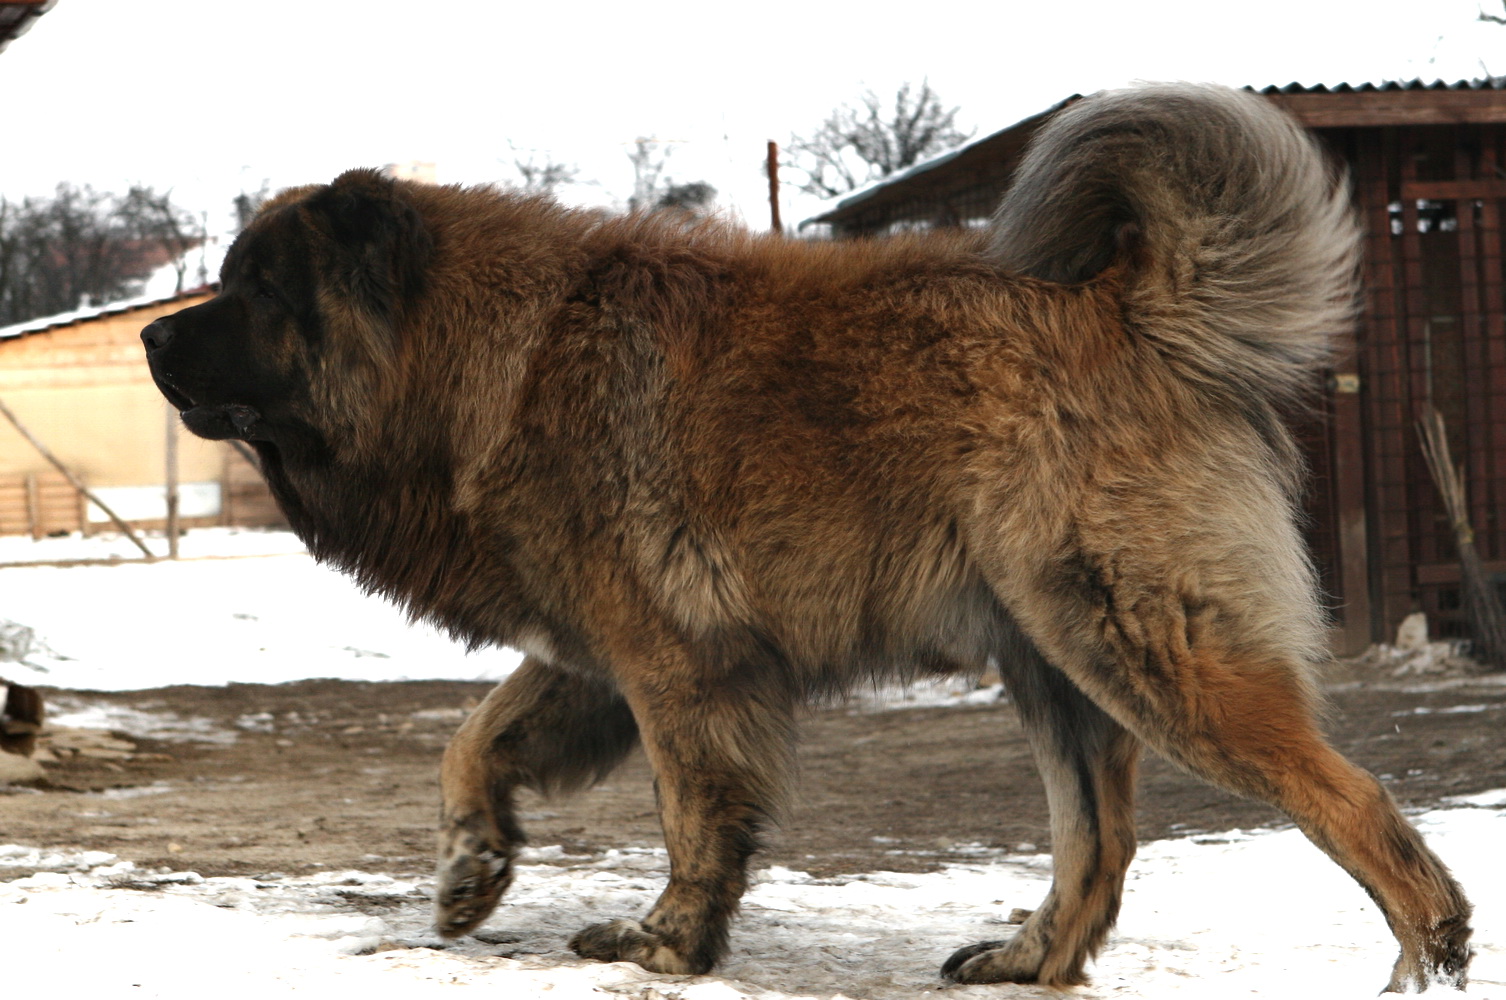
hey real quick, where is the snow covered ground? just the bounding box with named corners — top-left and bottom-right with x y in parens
top-left (0, 528), bottom-right (514, 691)
top-left (2, 804), bottom-right (1502, 999)
top-left (2, 529), bottom-right (1503, 998)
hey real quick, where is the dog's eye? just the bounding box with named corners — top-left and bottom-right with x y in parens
top-left (253, 287), bottom-right (277, 302)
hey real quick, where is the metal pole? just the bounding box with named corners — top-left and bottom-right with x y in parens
top-left (0, 396), bottom-right (155, 559)
top-left (767, 140), bottom-right (782, 235)
top-left (164, 402), bottom-right (180, 559)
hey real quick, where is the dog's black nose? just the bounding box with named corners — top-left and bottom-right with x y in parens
top-left (141, 319), bottom-right (173, 351)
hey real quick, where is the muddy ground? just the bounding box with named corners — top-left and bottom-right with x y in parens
top-left (3, 664), bottom-right (1504, 890)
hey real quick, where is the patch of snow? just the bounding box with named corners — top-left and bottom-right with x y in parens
top-left (7, 530), bottom-right (1004, 710)
top-left (1394, 703), bottom-right (1506, 717)
top-left (0, 530), bottom-right (516, 691)
top-left (1351, 639), bottom-right (1482, 678)
top-left (0, 525), bottom-right (306, 565)
top-left (88, 782), bottom-right (177, 800)
top-left (0, 797), bottom-right (1502, 998)
top-left (140, 235), bottom-right (230, 300)
top-left (844, 676), bottom-right (1006, 711)
top-left (45, 699), bottom-right (237, 742)
top-left (0, 843), bottom-right (119, 869)
top-left (1445, 789), bottom-right (1506, 808)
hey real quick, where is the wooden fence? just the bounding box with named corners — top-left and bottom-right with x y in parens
top-left (0, 452), bottom-right (285, 538)
top-left (0, 471), bottom-right (87, 538)
top-left (220, 447), bottom-right (285, 528)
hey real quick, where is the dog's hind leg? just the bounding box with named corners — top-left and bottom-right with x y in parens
top-left (1007, 565), bottom-right (1473, 992)
top-left (1125, 654), bottom-right (1470, 992)
top-left (435, 656), bottom-right (639, 938)
top-left (943, 633), bottom-right (1140, 987)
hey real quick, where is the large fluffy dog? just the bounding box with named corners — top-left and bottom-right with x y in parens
top-left (142, 85), bottom-right (1471, 990)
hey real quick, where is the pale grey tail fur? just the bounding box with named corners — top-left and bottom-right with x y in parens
top-left (989, 83), bottom-right (1360, 404)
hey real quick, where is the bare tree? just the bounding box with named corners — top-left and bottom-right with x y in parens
top-left (0, 184), bottom-right (130, 323)
top-left (1482, 1), bottom-right (1505, 25)
top-left (624, 137), bottom-right (716, 217)
top-left (119, 185), bottom-right (208, 294)
top-left (0, 183), bottom-right (205, 326)
top-left (788, 81), bottom-right (972, 199)
top-left (508, 143), bottom-right (579, 195)
top-left (627, 137), bottom-right (673, 211)
top-left (656, 181), bottom-right (718, 219)
top-left (233, 180), bottom-right (272, 233)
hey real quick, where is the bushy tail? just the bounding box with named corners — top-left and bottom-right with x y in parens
top-left (988, 83), bottom-right (1360, 403)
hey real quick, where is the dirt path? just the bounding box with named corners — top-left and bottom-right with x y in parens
top-left (3, 670), bottom-right (1504, 888)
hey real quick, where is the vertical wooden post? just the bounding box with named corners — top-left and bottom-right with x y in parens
top-left (1331, 374), bottom-right (1372, 653)
top-left (1477, 127), bottom-right (1506, 564)
top-left (766, 141), bottom-right (782, 235)
top-left (220, 449), bottom-right (231, 527)
top-left (165, 402), bottom-right (180, 559)
top-left (1358, 127), bottom-right (1404, 643)
top-left (24, 472), bottom-right (38, 541)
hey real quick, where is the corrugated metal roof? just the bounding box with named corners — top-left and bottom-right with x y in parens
top-left (0, 286), bottom-right (215, 344)
top-left (807, 79), bottom-right (1506, 228)
top-left (1257, 78), bottom-right (1506, 94)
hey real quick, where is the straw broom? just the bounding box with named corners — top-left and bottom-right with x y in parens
top-left (1417, 408), bottom-right (1506, 670)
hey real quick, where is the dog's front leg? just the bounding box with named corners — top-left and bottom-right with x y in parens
top-left (569, 647), bottom-right (795, 975)
top-left (435, 656), bottom-right (639, 938)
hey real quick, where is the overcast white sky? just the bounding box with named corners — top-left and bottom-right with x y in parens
top-left (1, 0), bottom-right (1501, 230)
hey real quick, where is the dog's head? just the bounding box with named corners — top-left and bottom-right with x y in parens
top-left (141, 169), bottom-right (432, 455)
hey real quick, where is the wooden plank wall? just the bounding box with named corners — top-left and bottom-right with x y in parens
top-left (815, 102), bottom-right (1506, 654)
top-left (0, 471), bottom-right (86, 538)
top-left (1351, 123), bottom-right (1506, 642)
top-left (220, 448), bottom-right (285, 528)
top-left (0, 453), bottom-right (286, 538)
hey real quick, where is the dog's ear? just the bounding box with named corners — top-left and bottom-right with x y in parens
top-left (306, 169), bottom-right (434, 322)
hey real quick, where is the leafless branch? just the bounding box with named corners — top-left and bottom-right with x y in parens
top-left (787, 80), bottom-right (972, 199)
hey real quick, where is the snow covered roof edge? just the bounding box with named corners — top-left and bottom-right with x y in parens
top-left (0, 285), bottom-right (216, 344)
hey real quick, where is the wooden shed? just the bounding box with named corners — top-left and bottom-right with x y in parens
top-left (0, 290), bottom-right (283, 539)
top-left (809, 81), bottom-right (1506, 655)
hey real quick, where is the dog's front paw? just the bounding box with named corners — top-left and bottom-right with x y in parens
top-left (434, 824), bottom-right (515, 938)
top-left (569, 918), bottom-right (703, 974)
top-left (942, 935), bottom-right (1084, 986)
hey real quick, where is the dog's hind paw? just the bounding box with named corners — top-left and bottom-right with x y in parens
top-left (1384, 916), bottom-right (1473, 994)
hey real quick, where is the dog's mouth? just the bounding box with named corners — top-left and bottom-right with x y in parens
top-left (148, 364), bottom-right (265, 442)
top-left (180, 402), bottom-right (265, 441)
top-left (153, 376), bottom-right (196, 414)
